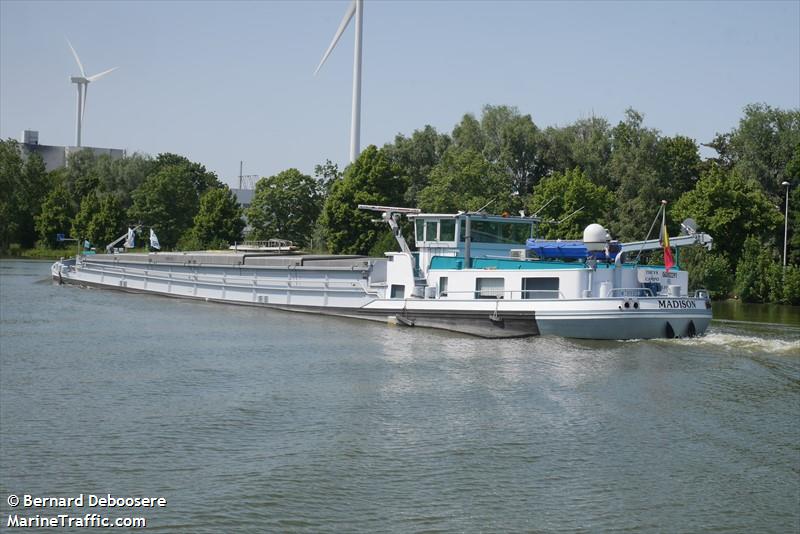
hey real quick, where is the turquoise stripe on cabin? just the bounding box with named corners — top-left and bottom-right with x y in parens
top-left (430, 256), bottom-right (584, 270)
top-left (428, 256), bottom-right (681, 271)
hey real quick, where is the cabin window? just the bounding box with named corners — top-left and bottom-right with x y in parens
top-left (459, 219), bottom-right (534, 244)
top-left (426, 220), bottom-right (439, 242)
top-left (476, 278), bottom-right (504, 299)
top-left (440, 219), bottom-right (456, 241)
top-left (439, 276), bottom-right (448, 297)
top-left (415, 219), bottom-right (424, 242)
top-left (391, 284), bottom-right (405, 299)
top-left (522, 277), bottom-right (560, 299)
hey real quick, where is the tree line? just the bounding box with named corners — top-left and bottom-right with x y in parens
top-left (1, 103), bottom-right (798, 303)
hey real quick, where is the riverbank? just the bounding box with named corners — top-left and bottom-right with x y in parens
top-left (1, 246), bottom-right (151, 260)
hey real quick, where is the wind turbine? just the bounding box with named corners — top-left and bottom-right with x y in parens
top-left (315, 0), bottom-right (363, 163)
top-left (67, 39), bottom-right (118, 147)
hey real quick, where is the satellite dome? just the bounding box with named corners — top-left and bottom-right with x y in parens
top-left (583, 224), bottom-right (609, 251)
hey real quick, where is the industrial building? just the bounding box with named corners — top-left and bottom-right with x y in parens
top-left (18, 130), bottom-right (125, 171)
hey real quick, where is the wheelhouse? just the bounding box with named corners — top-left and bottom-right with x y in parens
top-left (410, 213), bottom-right (538, 276)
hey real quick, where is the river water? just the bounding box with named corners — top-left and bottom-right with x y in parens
top-left (1, 259), bottom-right (798, 532)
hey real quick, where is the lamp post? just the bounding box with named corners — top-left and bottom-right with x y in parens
top-left (782, 181), bottom-right (790, 267)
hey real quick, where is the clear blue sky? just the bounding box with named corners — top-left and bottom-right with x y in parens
top-left (2, 0), bottom-right (798, 187)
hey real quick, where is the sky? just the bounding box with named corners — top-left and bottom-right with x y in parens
top-left (1, 0), bottom-right (798, 188)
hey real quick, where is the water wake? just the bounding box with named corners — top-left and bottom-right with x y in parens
top-left (670, 331), bottom-right (800, 355)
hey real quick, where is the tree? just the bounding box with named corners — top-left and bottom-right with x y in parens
top-left (672, 164), bottom-right (783, 265)
top-left (35, 182), bottom-right (75, 248)
top-left (62, 149), bottom-right (101, 207)
top-left (498, 113), bottom-right (548, 196)
top-left (128, 166), bottom-right (200, 249)
top-left (453, 106), bottom-right (548, 196)
top-left (314, 159), bottom-right (343, 195)
top-left (785, 145), bottom-right (800, 264)
top-left (93, 152), bottom-right (155, 210)
top-left (677, 247), bottom-right (733, 299)
top-left (247, 169), bottom-right (321, 246)
top-left (452, 113), bottom-right (485, 152)
top-left (734, 236), bottom-right (782, 303)
top-left (528, 168), bottom-right (614, 240)
top-left (0, 139), bottom-right (50, 249)
top-left (72, 192), bottom-right (126, 247)
top-left (656, 135), bottom-right (701, 199)
top-left (417, 146), bottom-right (515, 214)
top-left (152, 153), bottom-right (222, 196)
top-left (320, 145), bottom-right (406, 255)
top-left (185, 186), bottom-right (244, 249)
top-left (710, 103), bottom-right (800, 200)
top-left (546, 116), bottom-right (613, 187)
top-left (607, 109), bottom-right (665, 241)
top-left (383, 125), bottom-right (451, 205)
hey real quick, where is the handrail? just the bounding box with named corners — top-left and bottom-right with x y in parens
top-left (439, 289), bottom-right (565, 300)
top-left (77, 262), bottom-right (372, 293)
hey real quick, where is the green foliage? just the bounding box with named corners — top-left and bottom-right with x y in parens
top-left (128, 166), bottom-right (200, 249)
top-left (92, 152), bottom-right (154, 210)
top-left (383, 125), bottom-right (451, 205)
top-left (368, 230), bottom-right (400, 257)
top-left (72, 192), bottom-right (126, 247)
top-left (452, 113), bottom-right (485, 153)
top-left (152, 153), bottom-right (222, 196)
top-left (673, 164), bottom-right (782, 265)
top-left (35, 181), bottom-right (75, 247)
top-left (314, 159), bottom-right (343, 195)
top-left (788, 184), bottom-right (800, 265)
top-left (529, 168), bottom-right (614, 240)
top-left (607, 109), bottom-right (665, 241)
top-left (187, 186), bottom-right (244, 249)
top-left (734, 236), bottom-right (781, 302)
top-left (451, 105), bottom-right (548, 195)
top-left (678, 247), bottom-right (733, 299)
top-left (657, 135), bottom-right (701, 197)
top-left (711, 103), bottom-right (800, 199)
top-left (418, 146), bottom-right (514, 213)
top-left (781, 266), bottom-right (800, 305)
top-left (320, 146), bottom-right (406, 255)
top-left (63, 149), bottom-right (101, 206)
top-left (542, 116), bottom-right (612, 188)
top-left (247, 168), bottom-right (322, 246)
top-left (0, 139), bottom-right (50, 249)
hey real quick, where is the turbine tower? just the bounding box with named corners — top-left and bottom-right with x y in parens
top-left (315, 0), bottom-right (363, 163)
top-left (67, 39), bottom-right (118, 147)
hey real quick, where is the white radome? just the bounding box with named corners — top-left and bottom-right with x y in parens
top-left (583, 224), bottom-right (609, 251)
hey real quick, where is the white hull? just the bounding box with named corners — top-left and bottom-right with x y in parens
top-left (52, 252), bottom-right (711, 340)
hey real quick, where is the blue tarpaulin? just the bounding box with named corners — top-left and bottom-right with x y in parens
top-left (526, 239), bottom-right (621, 260)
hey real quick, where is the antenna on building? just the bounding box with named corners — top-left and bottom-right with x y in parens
top-left (239, 161), bottom-right (243, 189)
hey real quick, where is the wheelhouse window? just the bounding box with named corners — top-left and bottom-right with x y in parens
top-left (391, 284), bottom-right (405, 299)
top-left (476, 278), bottom-right (504, 299)
top-left (426, 221), bottom-right (438, 242)
top-left (460, 219), bottom-right (533, 244)
top-left (522, 277), bottom-right (560, 299)
top-left (440, 219), bottom-right (456, 241)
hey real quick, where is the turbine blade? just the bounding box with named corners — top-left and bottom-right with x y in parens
top-left (66, 38), bottom-right (86, 77)
top-left (87, 66), bottom-right (118, 82)
top-left (314, 0), bottom-right (356, 75)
